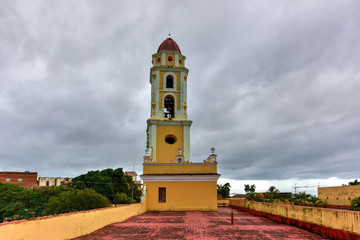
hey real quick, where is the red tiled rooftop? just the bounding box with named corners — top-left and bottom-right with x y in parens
top-left (125, 171), bottom-right (138, 176)
top-left (74, 207), bottom-right (324, 239)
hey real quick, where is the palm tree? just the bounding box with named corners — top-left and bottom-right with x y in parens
top-left (292, 192), bottom-right (312, 205)
top-left (349, 179), bottom-right (359, 185)
top-left (265, 186), bottom-right (280, 199)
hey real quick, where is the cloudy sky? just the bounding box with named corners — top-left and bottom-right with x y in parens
top-left (1, 1), bottom-right (359, 194)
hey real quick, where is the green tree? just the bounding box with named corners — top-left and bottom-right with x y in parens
top-left (45, 188), bottom-right (111, 215)
top-left (351, 197), bottom-right (360, 211)
top-left (217, 183), bottom-right (231, 199)
top-left (349, 179), bottom-right (359, 185)
top-left (71, 168), bottom-right (142, 203)
top-left (244, 184), bottom-right (256, 193)
top-left (113, 192), bottom-right (135, 205)
top-left (0, 183), bottom-right (68, 222)
top-left (264, 186), bottom-right (280, 199)
top-left (292, 192), bottom-right (312, 205)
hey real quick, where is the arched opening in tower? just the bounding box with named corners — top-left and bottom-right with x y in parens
top-left (164, 96), bottom-right (175, 118)
top-left (166, 75), bottom-right (174, 88)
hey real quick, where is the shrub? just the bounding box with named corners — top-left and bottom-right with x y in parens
top-left (246, 192), bottom-right (264, 201)
top-left (351, 197), bottom-right (360, 211)
top-left (45, 188), bottom-right (111, 215)
top-left (113, 192), bottom-right (135, 204)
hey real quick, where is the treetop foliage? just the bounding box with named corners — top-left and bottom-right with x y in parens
top-left (71, 168), bottom-right (141, 202)
top-left (45, 188), bottom-right (111, 215)
top-left (217, 183), bottom-right (231, 199)
top-left (0, 168), bottom-right (143, 223)
top-left (244, 184), bottom-right (256, 193)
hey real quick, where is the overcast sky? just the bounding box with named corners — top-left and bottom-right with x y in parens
top-left (1, 1), bottom-right (359, 194)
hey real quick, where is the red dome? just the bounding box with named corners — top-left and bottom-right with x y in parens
top-left (157, 38), bottom-right (181, 54)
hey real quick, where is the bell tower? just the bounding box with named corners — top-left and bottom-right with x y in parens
top-left (141, 37), bottom-right (219, 212)
top-left (146, 37), bottom-right (192, 163)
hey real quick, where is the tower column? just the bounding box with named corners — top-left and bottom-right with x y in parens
top-left (183, 125), bottom-right (191, 162)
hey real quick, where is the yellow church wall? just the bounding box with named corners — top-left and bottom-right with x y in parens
top-left (318, 185), bottom-right (360, 206)
top-left (159, 71), bottom-right (181, 91)
top-left (177, 56), bottom-right (184, 67)
top-left (156, 125), bottom-right (183, 163)
top-left (143, 163), bottom-right (217, 174)
top-left (145, 181), bottom-right (217, 211)
top-left (153, 54), bottom-right (184, 67)
top-left (165, 53), bottom-right (175, 66)
top-left (0, 203), bottom-right (146, 240)
top-left (154, 55), bottom-right (162, 66)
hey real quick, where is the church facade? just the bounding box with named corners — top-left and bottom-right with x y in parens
top-left (140, 38), bottom-right (220, 211)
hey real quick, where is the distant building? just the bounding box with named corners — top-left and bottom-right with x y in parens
top-left (231, 194), bottom-right (247, 198)
top-left (38, 177), bottom-right (72, 187)
top-left (0, 171), bottom-right (37, 188)
top-left (318, 185), bottom-right (360, 209)
top-left (125, 171), bottom-right (142, 190)
top-left (125, 171), bottom-right (138, 182)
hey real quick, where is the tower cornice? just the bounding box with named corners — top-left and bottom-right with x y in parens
top-left (147, 118), bottom-right (192, 127)
top-left (150, 66), bottom-right (189, 73)
top-left (152, 50), bottom-right (186, 60)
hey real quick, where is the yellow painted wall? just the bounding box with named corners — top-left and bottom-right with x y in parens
top-left (229, 199), bottom-right (360, 235)
top-left (156, 125), bottom-right (183, 163)
top-left (217, 200), bottom-right (229, 205)
top-left (159, 71), bottom-right (181, 91)
top-left (143, 163), bottom-right (217, 174)
top-left (318, 185), bottom-right (360, 206)
top-left (0, 203), bottom-right (146, 240)
top-left (165, 53), bottom-right (175, 66)
top-left (154, 56), bottom-right (161, 66)
top-left (145, 181), bottom-right (217, 211)
top-left (153, 55), bottom-right (183, 67)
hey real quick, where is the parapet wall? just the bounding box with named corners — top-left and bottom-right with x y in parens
top-left (0, 203), bottom-right (146, 240)
top-left (229, 199), bottom-right (360, 239)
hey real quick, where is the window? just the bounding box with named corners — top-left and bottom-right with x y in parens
top-left (46, 181), bottom-right (49, 187)
top-left (166, 75), bottom-right (174, 88)
top-left (18, 178), bottom-right (23, 182)
top-left (168, 56), bottom-right (173, 61)
top-left (159, 188), bottom-right (166, 203)
top-left (6, 178), bottom-right (10, 182)
top-left (165, 135), bottom-right (176, 144)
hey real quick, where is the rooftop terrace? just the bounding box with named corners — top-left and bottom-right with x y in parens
top-left (74, 207), bottom-right (324, 239)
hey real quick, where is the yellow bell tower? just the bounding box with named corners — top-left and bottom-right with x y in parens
top-left (141, 37), bottom-right (220, 211)
top-left (145, 37), bottom-right (192, 164)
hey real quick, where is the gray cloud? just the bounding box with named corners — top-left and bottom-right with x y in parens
top-left (0, 0), bottom-right (359, 181)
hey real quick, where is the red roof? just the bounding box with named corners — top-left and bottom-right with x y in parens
top-left (157, 38), bottom-right (181, 54)
top-left (125, 171), bottom-right (138, 176)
